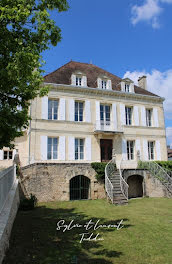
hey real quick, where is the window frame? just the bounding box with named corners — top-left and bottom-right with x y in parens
top-left (100, 104), bottom-right (111, 126)
top-left (127, 140), bottom-right (135, 160)
top-left (74, 101), bottom-right (84, 122)
top-left (3, 150), bottom-right (13, 160)
top-left (101, 80), bottom-right (107, 90)
top-left (48, 99), bottom-right (59, 120)
top-left (47, 137), bottom-right (58, 160)
top-left (76, 76), bottom-right (82, 86)
top-left (75, 138), bottom-right (84, 160)
top-left (146, 109), bottom-right (152, 127)
top-left (125, 106), bottom-right (132, 125)
top-left (148, 141), bottom-right (154, 160)
top-left (125, 83), bottom-right (130, 92)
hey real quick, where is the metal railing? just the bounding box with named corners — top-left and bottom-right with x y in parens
top-left (0, 165), bottom-right (16, 213)
top-left (95, 120), bottom-right (123, 133)
top-left (105, 159), bottom-right (114, 203)
top-left (119, 159), bottom-right (129, 200)
top-left (138, 161), bottom-right (172, 194)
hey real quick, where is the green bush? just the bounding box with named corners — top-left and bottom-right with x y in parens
top-left (91, 162), bottom-right (108, 182)
top-left (19, 194), bottom-right (37, 210)
top-left (155, 161), bottom-right (172, 171)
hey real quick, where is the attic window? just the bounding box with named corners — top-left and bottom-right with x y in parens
top-left (71, 74), bottom-right (87, 87)
top-left (102, 80), bottom-right (107, 89)
top-left (76, 76), bottom-right (82, 86)
top-left (125, 84), bottom-right (130, 92)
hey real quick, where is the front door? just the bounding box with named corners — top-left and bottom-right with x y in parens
top-left (100, 139), bottom-right (112, 162)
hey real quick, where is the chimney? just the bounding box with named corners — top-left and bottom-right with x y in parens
top-left (138, 75), bottom-right (147, 90)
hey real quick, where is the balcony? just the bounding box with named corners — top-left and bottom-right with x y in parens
top-left (94, 120), bottom-right (123, 135)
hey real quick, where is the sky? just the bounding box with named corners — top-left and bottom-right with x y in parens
top-left (42, 0), bottom-right (172, 147)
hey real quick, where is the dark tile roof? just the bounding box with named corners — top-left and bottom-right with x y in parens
top-left (44, 61), bottom-right (159, 97)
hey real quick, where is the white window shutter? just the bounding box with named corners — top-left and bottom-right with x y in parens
top-left (12, 149), bottom-right (16, 160)
top-left (69, 99), bottom-right (74, 121)
top-left (68, 137), bottom-right (75, 160)
top-left (82, 76), bottom-right (87, 87)
top-left (0, 150), bottom-right (3, 160)
top-left (112, 103), bottom-right (117, 131)
top-left (59, 98), bottom-right (65, 121)
top-left (59, 136), bottom-right (66, 160)
top-left (97, 78), bottom-right (101, 88)
top-left (136, 139), bottom-right (141, 158)
top-left (107, 80), bottom-right (112, 90)
top-left (156, 141), bottom-right (161, 160)
top-left (85, 137), bottom-right (91, 161)
top-left (120, 103), bottom-right (125, 125)
top-left (153, 108), bottom-right (159, 127)
top-left (143, 140), bottom-right (148, 160)
top-left (41, 136), bottom-right (47, 160)
top-left (134, 106), bottom-right (139, 126)
top-left (121, 81), bottom-right (125, 92)
top-left (96, 101), bottom-right (100, 130)
top-left (42, 96), bottom-right (48, 119)
top-left (141, 106), bottom-right (146, 126)
top-left (71, 74), bottom-right (76, 85)
top-left (122, 138), bottom-right (127, 160)
top-left (85, 101), bottom-right (91, 122)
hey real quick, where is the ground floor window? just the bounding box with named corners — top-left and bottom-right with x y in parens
top-left (3, 150), bottom-right (13, 160)
top-left (75, 138), bottom-right (84, 160)
top-left (70, 175), bottom-right (90, 200)
top-left (127, 140), bottom-right (134, 160)
top-left (47, 137), bottom-right (58, 160)
top-left (148, 141), bottom-right (154, 160)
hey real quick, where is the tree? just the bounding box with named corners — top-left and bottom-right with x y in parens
top-left (0, 0), bottom-right (69, 149)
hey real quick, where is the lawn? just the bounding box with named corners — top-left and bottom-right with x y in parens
top-left (3, 198), bottom-right (172, 264)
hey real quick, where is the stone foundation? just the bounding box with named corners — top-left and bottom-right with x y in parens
top-left (21, 163), bottom-right (106, 202)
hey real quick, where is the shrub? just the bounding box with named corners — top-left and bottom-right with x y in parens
top-left (91, 162), bottom-right (108, 182)
top-left (19, 194), bottom-right (37, 210)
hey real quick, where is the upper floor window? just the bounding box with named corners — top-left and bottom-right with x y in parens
top-left (47, 137), bottom-right (58, 160)
top-left (148, 141), bottom-right (154, 160)
top-left (102, 80), bottom-right (107, 89)
top-left (100, 104), bottom-right (111, 125)
top-left (146, 109), bottom-right (152, 127)
top-left (75, 101), bottom-right (84, 121)
top-left (3, 150), bottom-right (13, 160)
top-left (76, 76), bottom-right (82, 86)
top-left (125, 107), bottom-right (132, 125)
top-left (75, 138), bottom-right (84, 160)
top-left (125, 84), bottom-right (130, 92)
top-left (48, 99), bottom-right (58, 120)
top-left (127, 141), bottom-right (134, 160)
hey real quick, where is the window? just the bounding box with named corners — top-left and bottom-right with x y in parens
top-left (125, 107), bottom-right (132, 125)
top-left (75, 101), bottom-right (84, 121)
top-left (125, 84), bottom-right (130, 92)
top-left (47, 137), bottom-right (58, 160)
top-left (100, 104), bottom-right (111, 125)
top-left (75, 138), bottom-right (84, 160)
top-left (148, 141), bottom-right (154, 160)
top-left (146, 109), bottom-right (152, 127)
top-left (127, 141), bottom-right (134, 160)
top-left (48, 99), bottom-right (58, 120)
top-left (76, 76), bottom-right (82, 86)
top-left (101, 80), bottom-right (107, 89)
top-left (3, 150), bottom-right (13, 160)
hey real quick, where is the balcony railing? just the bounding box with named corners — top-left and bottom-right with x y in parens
top-left (94, 120), bottom-right (123, 133)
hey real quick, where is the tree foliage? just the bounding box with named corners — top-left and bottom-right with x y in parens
top-left (0, 0), bottom-right (69, 149)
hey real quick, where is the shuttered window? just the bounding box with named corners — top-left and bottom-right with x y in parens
top-left (47, 137), bottom-right (58, 160)
top-left (148, 141), bottom-right (154, 160)
top-left (75, 101), bottom-right (84, 121)
top-left (76, 76), bottom-right (82, 86)
top-left (125, 84), bottom-right (130, 92)
top-left (75, 138), bottom-right (84, 160)
top-left (127, 141), bottom-right (134, 160)
top-left (101, 80), bottom-right (107, 89)
top-left (146, 109), bottom-right (152, 127)
top-left (48, 99), bottom-right (58, 120)
top-left (125, 107), bottom-right (132, 125)
top-left (3, 150), bottom-right (13, 160)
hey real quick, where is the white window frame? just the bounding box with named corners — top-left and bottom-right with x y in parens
top-left (75, 138), bottom-right (84, 160)
top-left (75, 101), bottom-right (84, 122)
top-left (146, 109), bottom-right (152, 127)
top-left (47, 137), bottom-right (58, 160)
top-left (100, 104), bottom-right (111, 126)
top-left (48, 99), bottom-right (59, 120)
top-left (76, 76), bottom-right (82, 86)
top-left (101, 80), bottom-right (107, 89)
top-left (125, 83), bottom-right (130, 92)
top-left (127, 141), bottom-right (134, 160)
top-left (125, 106), bottom-right (132, 125)
top-left (3, 150), bottom-right (13, 160)
top-left (148, 141), bottom-right (154, 160)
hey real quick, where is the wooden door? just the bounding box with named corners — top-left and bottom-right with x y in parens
top-left (100, 139), bottom-right (112, 162)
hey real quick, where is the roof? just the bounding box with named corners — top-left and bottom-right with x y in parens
top-left (44, 61), bottom-right (159, 97)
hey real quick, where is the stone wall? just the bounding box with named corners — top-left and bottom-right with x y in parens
top-left (21, 163), bottom-right (106, 202)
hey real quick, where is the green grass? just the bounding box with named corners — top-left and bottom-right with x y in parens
top-left (3, 198), bottom-right (172, 264)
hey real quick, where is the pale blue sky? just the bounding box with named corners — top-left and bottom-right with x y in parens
top-left (42, 0), bottom-right (172, 145)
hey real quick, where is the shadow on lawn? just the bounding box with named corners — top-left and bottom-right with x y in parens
top-left (3, 205), bottom-right (132, 264)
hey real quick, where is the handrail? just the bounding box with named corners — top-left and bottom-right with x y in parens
top-left (119, 159), bottom-right (129, 200)
top-left (105, 159), bottom-right (114, 203)
top-left (139, 161), bottom-right (172, 194)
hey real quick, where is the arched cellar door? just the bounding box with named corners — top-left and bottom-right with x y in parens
top-left (70, 175), bottom-right (90, 200)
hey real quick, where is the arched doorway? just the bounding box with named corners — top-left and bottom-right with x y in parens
top-left (70, 175), bottom-right (90, 200)
top-left (127, 175), bottom-right (143, 199)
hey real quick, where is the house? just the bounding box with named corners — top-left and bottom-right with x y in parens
top-left (0, 61), bottom-right (169, 203)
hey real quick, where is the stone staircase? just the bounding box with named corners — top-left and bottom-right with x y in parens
top-left (105, 159), bottom-right (128, 205)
